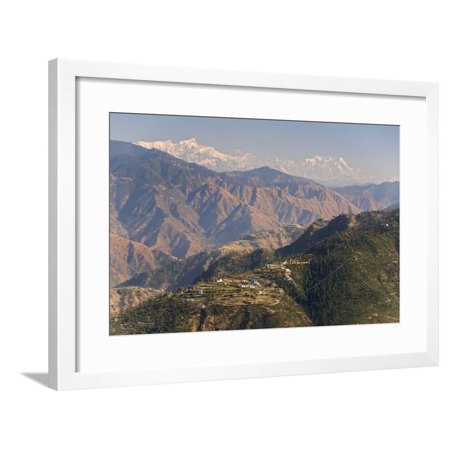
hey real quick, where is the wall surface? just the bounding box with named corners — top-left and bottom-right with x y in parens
top-left (0, 1), bottom-right (448, 449)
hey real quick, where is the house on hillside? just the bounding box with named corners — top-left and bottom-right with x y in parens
top-left (193, 289), bottom-right (204, 297)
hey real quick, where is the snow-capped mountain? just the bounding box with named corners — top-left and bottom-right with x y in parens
top-left (261, 155), bottom-right (370, 186)
top-left (135, 138), bottom-right (258, 172)
top-left (134, 138), bottom-right (380, 186)
top-left (296, 155), bottom-right (368, 186)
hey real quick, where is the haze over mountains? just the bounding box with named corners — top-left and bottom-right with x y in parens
top-left (110, 140), bottom-right (399, 287)
top-left (135, 138), bottom-right (394, 186)
top-left (335, 182), bottom-right (400, 211)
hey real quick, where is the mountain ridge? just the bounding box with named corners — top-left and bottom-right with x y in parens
top-left (134, 138), bottom-right (386, 186)
top-left (110, 140), bottom-right (362, 284)
top-left (335, 181), bottom-right (399, 211)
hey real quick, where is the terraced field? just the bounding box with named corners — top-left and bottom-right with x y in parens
top-left (110, 264), bottom-right (312, 335)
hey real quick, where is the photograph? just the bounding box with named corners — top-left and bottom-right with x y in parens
top-left (109, 113), bottom-right (400, 335)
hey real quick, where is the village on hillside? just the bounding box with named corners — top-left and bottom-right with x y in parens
top-left (174, 258), bottom-right (310, 308)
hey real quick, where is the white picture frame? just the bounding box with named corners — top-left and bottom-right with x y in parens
top-left (49, 59), bottom-right (439, 390)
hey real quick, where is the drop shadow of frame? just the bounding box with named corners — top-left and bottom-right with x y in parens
top-left (22, 372), bottom-right (48, 388)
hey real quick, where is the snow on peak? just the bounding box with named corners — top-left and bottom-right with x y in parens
top-left (134, 139), bottom-right (379, 186)
top-left (135, 138), bottom-right (257, 171)
top-left (179, 137), bottom-right (198, 146)
top-left (136, 139), bottom-right (174, 151)
top-left (298, 155), bottom-right (365, 185)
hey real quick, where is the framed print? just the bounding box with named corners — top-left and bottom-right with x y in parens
top-left (49, 59), bottom-right (439, 390)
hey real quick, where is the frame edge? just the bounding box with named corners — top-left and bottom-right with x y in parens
top-left (426, 83), bottom-right (439, 365)
top-left (48, 59), bottom-right (58, 390)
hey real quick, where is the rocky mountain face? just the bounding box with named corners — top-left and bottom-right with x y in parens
top-left (134, 138), bottom-right (379, 186)
top-left (110, 141), bottom-right (361, 285)
top-left (110, 234), bottom-right (174, 287)
top-left (335, 181), bottom-right (399, 211)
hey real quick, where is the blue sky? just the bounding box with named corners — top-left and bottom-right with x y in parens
top-left (110, 113), bottom-right (399, 181)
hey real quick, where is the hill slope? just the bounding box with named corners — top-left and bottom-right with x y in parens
top-left (111, 209), bottom-right (399, 333)
top-left (194, 208), bottom-right (400, 326)
top-left (121, 224), bottom-right (304, 291)
top-left (300, 209), bottom-right (399, 325)
top-left (110, 234), bottom-right (174, 287)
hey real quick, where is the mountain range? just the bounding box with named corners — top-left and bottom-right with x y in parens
top-left (110, 140), bottom-right (399, 287)
top-left (110, 140), bottom-right (361, 285)
top-left (135, 138), bottom-right (390, 186)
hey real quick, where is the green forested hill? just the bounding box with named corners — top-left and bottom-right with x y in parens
top-left (111, 209), bottom-right (399, 334)
top-left (303, 215), bottom-right (399, 324)
top-left (285, 209), bottom-right (399, 325)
